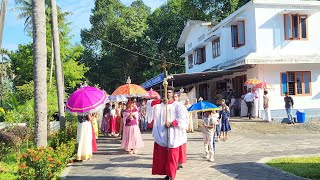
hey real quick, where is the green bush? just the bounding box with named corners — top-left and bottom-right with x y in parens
top-left (18, 140), bottom-right (76, 180)
top-left (49, 123), bottom-right (77, 150)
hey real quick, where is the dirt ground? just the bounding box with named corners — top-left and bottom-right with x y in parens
top-left (229, 118), bottom-right (320, 134)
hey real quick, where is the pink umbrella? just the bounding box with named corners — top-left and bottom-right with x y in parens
top-left (255, 81), bottom-right (273, 89)
top-left (142, 88), bottom-right (161, 99)
top-left (66, 86), bottom-right (108, 114)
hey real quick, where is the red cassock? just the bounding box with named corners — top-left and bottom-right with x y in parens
top-left (178, 143), bottom-right (187, 164)
top-left (152, 143), bottom-right (179, 179)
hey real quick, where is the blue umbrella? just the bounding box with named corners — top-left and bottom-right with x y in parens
top-left (187, 101), bottom-right (220, 112)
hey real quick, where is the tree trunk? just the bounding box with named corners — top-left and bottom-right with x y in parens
top-left (50, 0), bottom-right (65, 129)
top-left (49, 40), bottom-right (54, 89)
top-left (32, 0), bottom-right (47, 147)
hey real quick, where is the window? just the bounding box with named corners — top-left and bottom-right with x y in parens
top-left (231, 21), bottom-right (245, 47)
top-left (195, 47), bottom-right (206, 65)
top-left (212, 38), bottom-right (220, 58)
top-left (188, 54), bottom-right (193, 69)
top-left (280, 71), bottom-right (311, 96)
top-left (284, 14), bottom-right (308, 40)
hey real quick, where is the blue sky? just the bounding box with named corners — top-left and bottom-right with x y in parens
top-left (3, 0), bottom-right (166, 51)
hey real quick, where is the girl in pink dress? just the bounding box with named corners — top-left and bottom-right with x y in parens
top-left (121, 101), bottom-right (144, 154)
top-left (109, 104), bottom-right (117, 135)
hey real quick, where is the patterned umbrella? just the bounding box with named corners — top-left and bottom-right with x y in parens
top-left (111, 77), bottom-right (147, 97)
top-left (66, 86), bottom-right (108, 114)
top-left (142, 88), bottom-right (161, 99)
top-left (255, 81), bottom-right (273, 89)
top-left (187, 101), bottom-right (220, 112)
top-left (244, 78), bottom-right (261, 85)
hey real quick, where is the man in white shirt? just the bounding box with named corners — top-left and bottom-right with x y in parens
top-left (244, 88), bottom-right (255, 119)
top-left (151, 87), bottom-right (188, 180)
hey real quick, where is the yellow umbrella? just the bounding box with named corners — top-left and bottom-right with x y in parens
top-left (244, 78), bottom-right (261, 85)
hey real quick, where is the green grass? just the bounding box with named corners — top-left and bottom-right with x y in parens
top-left (267, 156), bottom-right (320, 180)
top-left (0, 141), bottom-right (34, 180)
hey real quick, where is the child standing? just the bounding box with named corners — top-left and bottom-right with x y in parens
top-left (220, 104), bottom-right (231, 141)
top-left (109, 104), bottom-right (116, 136)
top-left (202, 110), bottom-right (216, 162)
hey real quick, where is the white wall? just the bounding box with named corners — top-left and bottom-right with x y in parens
top-left (254, 64), bottom-right (320, 110)
top-left (254, 4), bottom-right (320, 55)
top-left (185, 6), bottom-right (257, 73)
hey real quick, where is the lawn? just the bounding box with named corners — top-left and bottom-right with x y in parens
top-left (267, 156), bottom-right (320, 180)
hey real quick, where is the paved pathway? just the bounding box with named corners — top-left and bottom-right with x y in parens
top-left (65, 119), bottom-right (320, 180)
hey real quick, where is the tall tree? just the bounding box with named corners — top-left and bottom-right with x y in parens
top-left (32, 0), bottom-right (47, 147)
top-left (81, 0), bottom-right (151, 92)
top-left (50, 0), bottom-right (65, 129)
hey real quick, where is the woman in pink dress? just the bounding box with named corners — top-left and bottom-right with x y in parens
top-left (100, 103), bottom-right (110, 136)
top-left (109, 104), bottom-right (117, 136)
top-left (121, 100), bottom-right (144, 154)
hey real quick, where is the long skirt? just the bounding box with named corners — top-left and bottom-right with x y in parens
top-left (92, 119), bottom-right (99, 139)
top-left (109, 116), bottom-right (116, 133)
top-left (121, 125), bottom-right (144, 151)
top-left (91, 124), bottom-right (98, 152)
top-left (187, 113), bottom-right (193, 132)
top-left (76, 121), bottom-right (93, 160)
top-left (100, 118), bottom-right (108, 134)
top-left (263, 108), bottom-right (271, 122)
top-left (116, 116), bottom-right (121, 133)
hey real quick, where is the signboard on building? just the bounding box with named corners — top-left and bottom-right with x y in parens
top-left (141, 73), bottom-right (164, 89)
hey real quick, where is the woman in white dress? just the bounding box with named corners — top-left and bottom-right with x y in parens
top-left (240, 93), bottom-right (248, 117)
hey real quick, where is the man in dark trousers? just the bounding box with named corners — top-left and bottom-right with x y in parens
top-left (244, 88), bottom-right (254, 119)
top-left (284, 92), bottom-right (294, 124)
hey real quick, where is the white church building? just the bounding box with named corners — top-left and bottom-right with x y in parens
top-left (174, 0), bottom-right (320, 121)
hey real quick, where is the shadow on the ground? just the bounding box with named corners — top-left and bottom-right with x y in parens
top-left (70, 162), bottom-right (152, 169)
top-left (66, 176), bottom-right (162, 180)
top-left (213, 162), bottom-right (302, 180)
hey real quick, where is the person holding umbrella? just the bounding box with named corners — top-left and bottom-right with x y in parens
top-left (66, 86), bottom-right (108, 161)
top-left (202, 110), bottom-right (217, 162)
top-left (121, 99), bottom-right (144, 154)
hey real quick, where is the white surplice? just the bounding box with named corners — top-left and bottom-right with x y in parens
top-left (152, 102), bottom-right (188, 148)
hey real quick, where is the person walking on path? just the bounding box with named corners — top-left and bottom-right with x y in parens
top-left (220, 103), bottom-right (231, 141)
top-left (151, 87), bottom-right (188, 180)
top-left (284, 92), bottom-right (294, 124)
top-left (244, 88), bottom-right (254, 119)
top-left (121, 100), bottom-right (144, 154)
top-left (109, 104), bottom-right (117, 136)
top-left (263, 90), bottom-right (271, 122)
top-left (203, 110), bottom-right (216, 162)
top-left (139, 100), bottom-right (148, 132)
top-left (174, 92), bottom-right (189, 169)
top-left (184, 99), bottom-right (193, 133)
top-left (252, 88), bottom-right (259, 118)
top-left (76, 114), bottom-right (93, 161)
top-left (101, 103), bottom-right (110, 136)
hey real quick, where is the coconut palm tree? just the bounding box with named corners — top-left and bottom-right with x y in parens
top-left (50, 0), bottom-right (65, 129)
top-left (32, 0), bottom-right (47, 147)
top-left (15, 0), bottom-right (67, 129)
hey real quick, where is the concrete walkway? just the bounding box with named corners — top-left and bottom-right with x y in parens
top-left (65, 119), bottom-right (320, 180)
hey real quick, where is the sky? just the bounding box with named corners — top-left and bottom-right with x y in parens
top-left (3, 0), bottom-right (166, 51)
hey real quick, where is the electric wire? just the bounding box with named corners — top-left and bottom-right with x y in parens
top-left (71, 24), bottom-right (185, 67)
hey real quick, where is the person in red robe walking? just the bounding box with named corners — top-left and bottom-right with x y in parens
top-left (151, 87), bottom-right (188, 180)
